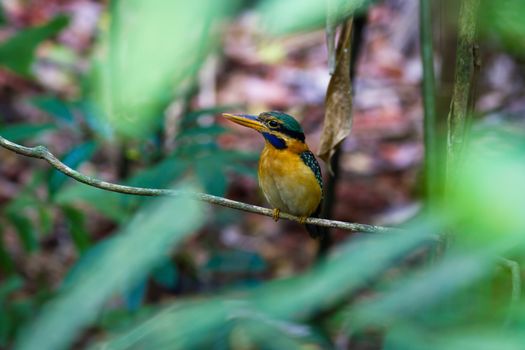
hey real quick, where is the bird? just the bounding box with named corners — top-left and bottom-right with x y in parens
top-left (223, 110), bottom-right (325, 238)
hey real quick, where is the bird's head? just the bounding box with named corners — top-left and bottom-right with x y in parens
top-left (223, 111), bottom-right (306, 151)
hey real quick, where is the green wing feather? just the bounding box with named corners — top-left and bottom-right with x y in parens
top-left (300, 151), bottom-right (325, 238)
top-left (300, 151), bottom-right (323, 190)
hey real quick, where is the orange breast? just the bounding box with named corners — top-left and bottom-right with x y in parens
top-left (258, 145), bottom-right (322, 217)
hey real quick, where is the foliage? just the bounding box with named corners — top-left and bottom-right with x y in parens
top-left (0, 16), bottom-right (69, 76)
top-left (1, 0), bottom-right (525, 349)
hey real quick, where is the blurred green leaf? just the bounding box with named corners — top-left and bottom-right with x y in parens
top-left (258, 0), bottom-right (369, 34)
top-left (36, 204), bottom-right (53, 236)
top-left (193, 149), bottom-right (257, 196)
top-left (204, 250), bottom-right (267, 274)
top-left (447, 129), bottom-right (525, 244)
top-left (177, 125), bottom-right (228, 140)
top-left (152, 261), bottom-right (178, 289)
top-left (0, 15), bottom-right (69, 76)
top-left (75, 100), bottom-right (112, 137)
top-left (16, 190), bottom-right (203, 350)
top-left (126, 158), bottom-right (189, 189)
top-left (0, 226), bottom-right (15, 274)
top-left (62, 237), bottom-right (116, 289)
top-left (93, 0), bottom-right (239, 138)
top-left (0, 276), bottom-right (23, 300)
top-left (125, 280), bottom-right (148, 312)
top-left (229, 316), bottom-right (326, 350)
top-left (195, 159), bottom-right (227, 197)
top-left (98, 306), bottom-right (157, 333)
top-left (55, 156), bottom-right (190, 222)
top-left (0, 4), bottom-right (5, 25)
top-left (0, 307), bottom-right (11, 346)
top-left (348, 250), bottom-right (494, 332)
top-left (384, 325), bottom-right (525, 350)
top-left (181, 105), bottom-right (241, 127)
top-left (31, 96), bottom-right (76, 124)
top-left (1, 298), bottom-right (39, 349)
top-left (54, 184), bottom-right (129, 222)
top-left (0, 123), bottom-right (55, 142)
top-left (62, 206), bottom-right (92, 254)
top-left (480, 0), bottom-right (525, 56)
top-left (95, 226), bottom-right (433, 349)
top-left (48, 141), bottom-right (97, 196)
top-left (7, 213), bottom-right (38, 253)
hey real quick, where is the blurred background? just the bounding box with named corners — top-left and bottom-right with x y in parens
top-left (1, 0), bottom-right (525, 349)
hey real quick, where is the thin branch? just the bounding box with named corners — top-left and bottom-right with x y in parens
top-left (0, 135), bottom-right (395, 233)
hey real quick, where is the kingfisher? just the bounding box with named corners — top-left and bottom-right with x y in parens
top-left (223, 111), bottom-right (325, 238)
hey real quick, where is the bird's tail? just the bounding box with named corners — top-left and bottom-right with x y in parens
top-left (305, 205), bottom-right (332, 256)
top-left (305, 222), bottom-right (327, 239)
top-left (305, 204), bottom-right (326, 239)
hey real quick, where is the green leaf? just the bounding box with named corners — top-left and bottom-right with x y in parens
top-left (126, 158), bottom-right (188, 189)
top-left (36, 204), bottom-right (53, 236)
top-left (229, 317), bottom-right (325, 350)
top-left (15, 190), bottom-right (203, 350)
top-left (0, 226), bottom-right (15, 274)
top-left (62, 206), bottom-right (92, 254)
top-left (55, 157), bottom-right (187, 222)
top-left (152, 261), bottom-right (178, 289)
top-left (0, 123), bottom-right (55, 142)
top-left (62, 237), bottom-right (116, 289)
top-left (31, 96), bottom-right (76, 124)
top-left (177, 125), bottom-right (228, 140)
top-left (181, 105), bottom-right (241, 126)
top-left (0, 15), bottom-right (69, 76)
top-left (92, 0), bottom-right (239, 138)
top-left (98, 306), bottom-right (156, 333)
top-left (204, 250), bottom-right (266, 274)
top-left (124, 280), bottom-right (147, 311)
top-left (348, 250), bottom-right (494, 331)
top-left (258, 0), bottom-right (369, 34)
top-left (384, 325), bottom-right (525, 350)
top-left (0, 276), bottom-right (23, 300)
top-left (54, 184), bottom-right (129, 222)
top-left (480, 0), bottom-right (525, 56)
top-left (75, 100), bottom-right (112, 137)
top-left (48, 141), bottom-right (97, 196)
top-left (195, 160), bottom-right (227, 197)
top-left (7, 213), bottom-right (38, 252)
top-left (0, 4), bottom-right (6, 25)
top-left (95, 226), bottom-right (434, 349)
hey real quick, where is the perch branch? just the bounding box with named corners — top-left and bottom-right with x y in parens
top-left (0, 135), bottom-right (395, 233)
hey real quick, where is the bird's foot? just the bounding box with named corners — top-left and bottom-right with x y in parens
top-left (298, 216), bottom-right (307, 224)
top-left (272, 208), bottom-right (280, 222)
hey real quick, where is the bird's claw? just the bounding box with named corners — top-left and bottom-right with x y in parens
top-left (272, 208), bottom-right (280, 222)
top-left (299, 216), bottom-right (307, 224)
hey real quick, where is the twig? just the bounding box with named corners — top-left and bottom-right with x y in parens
top-left (0, 135), bottom-right (396, 233)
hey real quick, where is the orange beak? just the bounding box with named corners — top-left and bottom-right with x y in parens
top-left (222, 113), bottom-right (267, 132)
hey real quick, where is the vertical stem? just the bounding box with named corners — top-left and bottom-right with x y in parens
top-left (419, 0), bottom-right (438, 209)
top-left (440, 0), bottom-right (480, 255)
top-left (318, 15), bottom-right (367, 258)
top-left (446, 0), bottom-right (480, 185)
top-left (434, 0), bottom-right (460, 203)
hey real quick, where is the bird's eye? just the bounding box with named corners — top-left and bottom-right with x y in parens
top-left (268, 120), bottom-right (279, 128)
